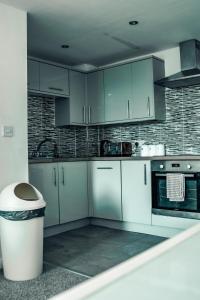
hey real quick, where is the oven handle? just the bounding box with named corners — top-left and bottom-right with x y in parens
top-left (154, 173), bottom-right (195, 178)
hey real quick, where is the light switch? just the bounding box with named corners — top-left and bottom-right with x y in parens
top-left (2, 126), bottom-right (14, 137)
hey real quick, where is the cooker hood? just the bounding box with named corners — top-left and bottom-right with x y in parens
top-left (156, 39), bottom-right (200, 88)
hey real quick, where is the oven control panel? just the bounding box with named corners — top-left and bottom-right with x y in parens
top-left (151, 160), bottom-right (200, 172)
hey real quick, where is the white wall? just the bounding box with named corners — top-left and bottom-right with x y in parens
top-left (153, 47), bottom-right (181, 77)
top-left (0, 3), bottom-right (28, 191)
top-left (0, 3), bottom-right (27, 268)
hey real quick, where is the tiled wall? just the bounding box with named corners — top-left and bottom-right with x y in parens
top-left (28, 95), bottom-right (98, 158)
top-left (28, 85), bottom-right (200, 158)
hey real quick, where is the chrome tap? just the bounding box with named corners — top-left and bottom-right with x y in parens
top-left (34, 138), bottom-right (59, 158)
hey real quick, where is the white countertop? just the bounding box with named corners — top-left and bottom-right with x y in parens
top-left (51, 223), bottom-right (200, 300)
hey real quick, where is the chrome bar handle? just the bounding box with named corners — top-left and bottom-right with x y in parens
top-left (127, 100), bottom-right (130, 119)
top-left (83, 106), bottom-right (86, 123)
top-left (88, 106), bottom-right (91, 124)
top-left (62, 166), bottom-right (65, 185)
top-left (147, 97), bottom-right (150, 117)
top-left (144, 164), bottom-right (147, 185)
top-left (49, 87), bottom-right (63, 92)
top-left (155, 173), bottom-right (194, 178)
top-left (97, 167), bottom-right (113, 170)
top-left (53, 167), bottom-right (57, 186)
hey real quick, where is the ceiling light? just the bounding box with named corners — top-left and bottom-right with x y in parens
top-left (129, 20), bottom-right (139, 26)
top-left (72, 64), bottom-right (97, 72)
top-left (61, 44), bottom-right (69, 49)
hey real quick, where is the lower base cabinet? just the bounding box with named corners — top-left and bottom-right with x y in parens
top-left (29, 160), bottom-right (151, 227)
top-left (58, 162), bottom-right (88, 223)
top-left (88, 161), bottom-right (122, 221)
top-left (29, 163), bottom-right (59, 227)
top-left (29, 161), bottom-right (88, 227)
top-left (121, 161), bottom-right (151, 225)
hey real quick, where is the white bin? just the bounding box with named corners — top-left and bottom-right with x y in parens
top-left (0, 182), bottom-right (46, 281)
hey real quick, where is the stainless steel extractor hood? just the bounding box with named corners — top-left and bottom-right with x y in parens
top-left (156, 39), bottom-right (200, 88)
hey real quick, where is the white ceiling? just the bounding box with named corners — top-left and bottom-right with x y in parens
top-left (2, 0), bottom-right (200, 66)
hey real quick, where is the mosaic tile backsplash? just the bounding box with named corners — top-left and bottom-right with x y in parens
top-left (28, 85), bottom-right (200, 158)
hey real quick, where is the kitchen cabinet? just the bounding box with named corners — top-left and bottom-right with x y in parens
top-left (121, 161), bottom-right (151, 225)
top-left (58, 162), bottom-right (88, 223)
top-left (28, 60), bottom-right (40, 91)
top-left (68, 70), bottom-right (86, 125)
top-left (55, 70), bottom-right (86, 126)
top-left (29, 163), bottom-right (59, 227)
top-left (104, 64), bottom-right (132, 122)
top-left (29, 161), bottom-right (88, 227)
top-left (28, 56), bottom-right (165, 126)
top-left (131, 57), bottom-right (165, 121)
top-left (87, 71), bottom-right (105, 124)
top-left (88, 161), bottom-right (122, 221)
top-left (40, 62), bottom-right (69, 96)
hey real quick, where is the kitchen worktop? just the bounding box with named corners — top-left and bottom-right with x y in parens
top-left (29, 155), bottom-right (200, 164)
top-left (51, 223), bottom-right (200, 300)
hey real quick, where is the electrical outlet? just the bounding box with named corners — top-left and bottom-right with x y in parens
top-left (134, 140), bottom-right (145, 148)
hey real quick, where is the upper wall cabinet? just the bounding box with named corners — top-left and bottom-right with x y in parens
top-left (27, 59), bottom-right (69, 97)
top-left (40, 63), bottom-right (69, 96)
top-left (131, 57), bottom-right (165, 121)
top-left (28, 56), bottom-right (165, 126)
top-left (104, 64), bottom-right (132, 122)
top-left (28, 60), bottom-right (40, 91)
top-left (87, 71), bottom-right (105, 124)
top-left (69, 70), bottom-right (86, 125)
top-left (55, 70), bottom-right (87, 126)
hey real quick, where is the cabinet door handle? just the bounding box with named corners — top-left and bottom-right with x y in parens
top-left (144, 164), bottom-right (147, 185)
top-left (127, 100), bottom-right (130, 119)
top-left (97, 167), bottom-right (113, 170)
top-left (62, 166), bottom-right (65, 185)
top-left (147, 97), bottom-right (150, 116)
top-left (88, 106), bottom-right (91, 123)
top-left (53, 167), bottom-right (57, 186)
top-left (83, 106), bottom-right (86, 123)
top-left (48, 87), bottom-right (64, 92)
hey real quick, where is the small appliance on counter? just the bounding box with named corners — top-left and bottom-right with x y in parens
top-left (100, 140), bottom-right (132, 157)
top-left (141, 144), bottom-right (165, 156)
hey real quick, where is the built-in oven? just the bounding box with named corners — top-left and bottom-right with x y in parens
top-left (152, 160), bottom-right (200, 219)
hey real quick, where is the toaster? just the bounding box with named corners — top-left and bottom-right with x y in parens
top-left (100, 140), bottom-right (132, 157)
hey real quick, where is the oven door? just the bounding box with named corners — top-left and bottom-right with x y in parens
top-left (152, 172), bottom-right (200, 213)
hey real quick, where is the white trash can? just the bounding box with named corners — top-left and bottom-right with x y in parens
top-left (0, 182), bottom-right (46, 281)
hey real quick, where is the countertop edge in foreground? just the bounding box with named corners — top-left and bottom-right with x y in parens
top-left (50, 223), bottom-right (200, 300)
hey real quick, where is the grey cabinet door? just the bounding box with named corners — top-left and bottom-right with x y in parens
top-left (87, 71), bottom-right (105, 124)
top-left (122, 161), bottom-right (151, 224)
top-left (89, 161), bottom-right (122, 221)
top-left (58, 162), bottom-right (88, 224)
top-left (28, 60), bottom-right (40, 91)
top-left (69, 70), bottom-right (86, 125)
top-left (104, 64), bottom-right (132, 122)
top-left (29, 163), bottom-right (60, 228)
top-left (40, 63), bottom-right (69, 96)
top-left (131, 59), bottom-right (155, 119)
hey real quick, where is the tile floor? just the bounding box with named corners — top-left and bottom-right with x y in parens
top-left (0, 225), bottom-right (166, 299)
top-left (44, 225), bottom-right (166, 277)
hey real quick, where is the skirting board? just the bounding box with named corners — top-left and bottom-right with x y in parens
top-left (44, 218), bottom-right (90, 238)
top-left (90, 218), bottom-right (182, 238)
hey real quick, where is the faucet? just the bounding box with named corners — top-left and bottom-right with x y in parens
top-left (34, 138), bottom-right (59, 158)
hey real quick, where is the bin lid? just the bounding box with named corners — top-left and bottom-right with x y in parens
top-left (0, 182), bottom-right (46, 211)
